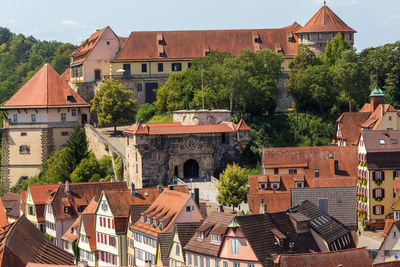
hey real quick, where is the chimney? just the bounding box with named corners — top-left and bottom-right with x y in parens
top-left (329, 153), bottom-right (335, 176)
top-left (78, 261), bottom-right (88, 267)
top-left (169, 185), bottom-right (174, 190)
top-left (259, 203), bottom-right (267, 214)
top-left (349, 101), bottom-right (353, 112)
top-left (65, 180), bottom-right (70, 194)
top-left (218, 205), bottom-right (224, 213)
top-left (131, 183), bottom-right (136, 196)
top-left (314, 168), bottom-right (319, 178)
top-left (194, 188), bottom-right (200, 208)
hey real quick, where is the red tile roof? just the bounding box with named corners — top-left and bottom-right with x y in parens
top-left (374, 261), bottom-right (400, 266)
top-left (20, 191), bottom-right (27, 215)
top-left (262, 146), bottom-right (358, 178)
top-left (113, 23), bottom-right (301, 62)
top-left (0, 216), bottom-right (74, 266)
top-left (71, 27), bottom-right (107, 66)
top-left (0, 200), bottom-right (8, 228)
top-left (60, 68), bottom-right (70, 84)
top-left (333, 112), bottom-right (371, 146)
top-left (1, 64), bottom-right (90, 109)
top-left (29, 184), bottom-right (60, 204)
top-left (275, 247), bottom-right (371, 267)
top-left (1, 192), bottom-right (20, 219)
top-left (383, 219), bottom-right (398, 237)
top-left (132, 187), bottom-right (200, 237)
top-left (296, 5), bottom-right (356, 34)
top-left (360, 104), bottom-right (397, 129)
top-left (124, 120), bottom-right (249, 135)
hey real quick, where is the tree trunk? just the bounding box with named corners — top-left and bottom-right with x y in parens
top-left (114, 125), bottom-right (117, 133)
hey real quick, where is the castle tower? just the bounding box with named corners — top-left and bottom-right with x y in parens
top-left (369, 85), bottom-right (385, 112)
top-left (296, 3), bottom-right (356, 55)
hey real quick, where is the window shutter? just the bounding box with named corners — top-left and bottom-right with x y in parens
top-left (373, 206), bottom-right (376, 215)
top-left (382, 189), bottom-right (385, 199)
top-left (100, 216), bottom-right (102, 226)
top-left (373, 172), bottom-right (376, 181)
top-left (373, 189), bottom-right (376, 199)
top-left (382, 171), bottom-right (385, 181)
top-left (394, 171), bottom-right (397, 180)
top-left (382, 205), bottom-right (385, 215)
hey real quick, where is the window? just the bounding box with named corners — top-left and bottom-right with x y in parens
top-left (392, 139), bottom-right (397, 144)
top-left (330, 33), bottom-right (334, 39)
top-left (375, 171), bottom-right (383, 181)
top-left (21, 176), bottom-right (28, 181)
top-left (172, 63), bottom-right (182, 71)
top-left (31, 114), bottom-right (36, 122)
top-left (232, 238), bottom-right (239, 254)
top-left (234, 262), bottom-right (240, 267)
top-left (375, 205), bottom-right (383, 215)
top-left (28, 205), bottom-right (35, 216)
top-left (137, 83), bottom-right (143, 92)
top-left (188, 253), bottom-right (192, 266)
top-left (64, 207), bottom-right (69, 214)
top-left (21, 132), bottom-right (27, 136)
top-left (379, 139), bottom-right (386, 145)
top-left (296, 182), bottom-right (303, 188)
top-left (176, 244), bottom-right (180, 256)
top-left (248, 264), bottom-right (255, 267)
top-left (389, 116), bottom-right (392, 121)
top-left (318, 33), bottom-right (322, 40)
top-left (194, 255), bottom-right (198, 267)
top-left (141, 63), bottom-right (147, 72)
top-left (211, 234), bottom-right (221, 244)
top-left (394, 231), bottom-right (398, 238)
top-left (61, 113), bottom-right (66, 122)
top-left (123, 64), bottom-right (131, 76)
top-left (19, 145), bottom-right (30, 154)
top-left (271, 182), bottom-right (280, 190)
top-left (188, 62), bottom-right (192, 68)
top-left (94, 69), bottom-right (101, 81)
top-left (158, 63), bottom-right (163, 72)
top-left (13, 114), bottom-right (18, 122)
top-left (198, 231), bottom-right (204, 239)
top-left (141, 215), bottom-right (145, 223)
top-left (274, 168), bottom-right (279, 174)
top-left (223, 261), bottom-right (228, 267)
top-left (200, 256), bottom-right (204, 267)
top-left (71, 109), bottom-right (76, 116)
top-left (307, 34), bottom-right (311, 41)
top-left (61, 131), bottom-right (69, 136)
top-left (375, 188), bottom-right (383, 198)
top-left (259, 183), bottom-right (266, 190)
top-left (318, 198), bottom-right (328, 213)
top-left (206, 257), bottom-right (210, 267)
top-left (289, 169), bottom-right (297, 174)
top-left (186, 206), bottom-right (192, 212)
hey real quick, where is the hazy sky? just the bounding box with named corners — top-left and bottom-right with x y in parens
top-left (0, 0), bottom-right (399, 51)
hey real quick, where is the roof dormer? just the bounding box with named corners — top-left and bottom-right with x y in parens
top-left (252, 32), bottom-right (262, 44)
top-left (157, 33), bottom-right (166, 45)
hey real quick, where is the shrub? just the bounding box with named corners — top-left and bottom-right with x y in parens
top-left (136, 103), bottom-right (156, 123)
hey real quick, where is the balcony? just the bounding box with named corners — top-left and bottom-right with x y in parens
top-left (104, 74), bottom-right (169, 81)
top-left (3, 120), bottom-right (78, 128)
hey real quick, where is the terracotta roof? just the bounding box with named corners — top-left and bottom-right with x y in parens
top-left (61, 197), bottom-right (98, 244)
top-left (132, 187), bottom-right (199, 237)
top-left (360, 104), bottom-right (397, 129)
top-left (71, 27), bottom-right (107, 65)
top-left (374, 260), bottom-right (400, 266)
top-left (60, 68), bottom-right (70, 84)
top-left (383, 219), bottom-right (397, 237)
top-left (129, 205), bottom-right (151, 226)
top-left (0, 64), bottom-right (90, 109)
top-left (288, 200), bottom-right (354, 246)
top-left (362, 130), bottom-right (400, 153)
top-left (262, 146), bottom-right (358, 178)
top-left (124, 120), bottom-right (250, 135)
top-left (28, 184), bottom-right (60, 204)
top-left (114, 23), bottom-right (301, 62)
top-left (333, 112), bottom-right (371, 146)
top-left (0, 216), bottom-right (74, 267)
top-left (235, 213), bottom-right (320, 267)
top-left (80, 213), bottom-right (97, 251)
top-left (158, 232), bottom-right (172, 266)
top-left (184, 212), bottom-right (235, 257)
top-left (1, 192), bottom-right (21, 219)
top-left (296, 5), bottom-right (356, 34)
top-left (0, 200), bottom-right (8, 228)
top-left (275, 247), bottom-right (371, 267)
top-left (291, 187), bottom-right (357, 230)
top-left (48, 181), bottom-right (127, 221)
top-left (173, 222), bottom-right (202, 258)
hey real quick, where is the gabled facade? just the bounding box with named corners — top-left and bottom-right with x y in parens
top-left (95, 187), bottom-right (161, 266)
top-left (26, 184), bottom-right (59, 232)
top-left (375, 220), bottom-right (400, 263)
top-left (358, 130), bottom-right (400, 228)
top-left (1, 192), bottom-right (23, 223)
top-left (131, 187), bottom-right (203, 266)
top-left (45, 181), bottom-right (127, 248)
top-left (0, 64), bottom-right (91, 189)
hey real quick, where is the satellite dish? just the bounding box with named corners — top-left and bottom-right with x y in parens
top-left (116, 69), bottom-right (126, 73)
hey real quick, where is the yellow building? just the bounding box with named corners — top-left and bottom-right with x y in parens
top-left (358, 130), bottom-right (400, 229)
top-left (0, 64), bottom-right (91, 189)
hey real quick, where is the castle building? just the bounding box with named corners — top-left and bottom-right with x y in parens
top-left (69, 4), bottom-right (355, 111)
top-left (0, 64), bottom-right (91, 189)
top-left (123, 110), bottom-right (250, 188)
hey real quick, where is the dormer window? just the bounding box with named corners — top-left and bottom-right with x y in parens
top-left (66, 95), bottom-right (75, 102)
top-left (141, 215), bottom-right (145, 223)
top-left (197, 231), bottom-right (204, 239)
top-left (271, 182), bottom-right (280, 190)
top-left (259, 183), bottom-right (267, 190)
top-left (157, 34), bottom-right (165, 45)
top-left (64, 207), bottom-right (69, 214)
top-left (101, 202), bottom-right (108, 211)
top-left (211, 234), bottom-right (221, 244)
top-left (147, 217), bottom-right (151, 225)
top-left (379, 139), bottom-right (386, 145)
top-left (153, 219), bottom-right (158, 226)
top-left (159, 222), bottom-right (163, 230)
top-left (252, 32), bottom-right (262, 43)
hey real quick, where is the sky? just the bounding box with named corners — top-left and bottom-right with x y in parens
top-left (0, 0), bottom-right (399, 52)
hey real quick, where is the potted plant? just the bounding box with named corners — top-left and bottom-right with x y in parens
top-left (376, 180), bottom-right (382, 186)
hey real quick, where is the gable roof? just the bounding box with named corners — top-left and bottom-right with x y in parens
top-left (1, 192), bottom-right (21, 219)
top-left (124, 120), bottom-right (249, 136)
top-left (296, 5), bottom-right (356, 34)
top-left (362, 130), bottom-right (400, 153)
top-left (113, 23), bottom-right (301, 62)
top-left (333, 112), bottom-right (371, 146)
top-left (70, 27), bottom-right (107, 66)
top-left (0, 216), bottom-right (74, 267)
top-left (80, 213), bottom-right (97, 251)
top-left (132, 187), bottom-right (197, 237)
top-left (173, 222), bottom-right (202, 258)
top-left (360, 104), bottom-right (397, 129)
top-left (48, 181), bottom-right (127, 221)
top-left (288, 200), bottom-right (354, 245)
top-left (262, 146), bottom-right (358, 178)
top-left (158, 232), bottom-right (172, 266)
top-left (291, 187), bottom-right (357, 229)
top-left (275, 247), bottom-right (371, 267)
top-left (60, 68), bottom-right (70, 84)
top-left (1, 64), bottom-right (90, 110)
top-left (28, 184), bottom-right (60, 204)
top-left (184, 212), bottom-right (235, 257)
top-left (235, 213), bottom-right (320, 267)
top-left (0, 200), bottom-right (8, 228)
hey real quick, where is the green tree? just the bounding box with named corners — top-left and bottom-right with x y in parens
top-left (72, 240), bottom-right (79, 264)
top-left (91, 78), bottom-right (137, 132)
top-left (66, 124), bottom-right (89, 170)
top-left (40, 148), bottom-right (72, 183)
top-left (113, 153), bottom-right (124, 182)
top-left (136, 103), bottom-right (156, 123)
top-left (217, 164), bottom-right (249, 211)
top-left (51, 43), bottom-right (75, 74)
top-left (70, 153), bottom-right (100, 183)
top-left (323, 33), bottom-right (351, 66)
